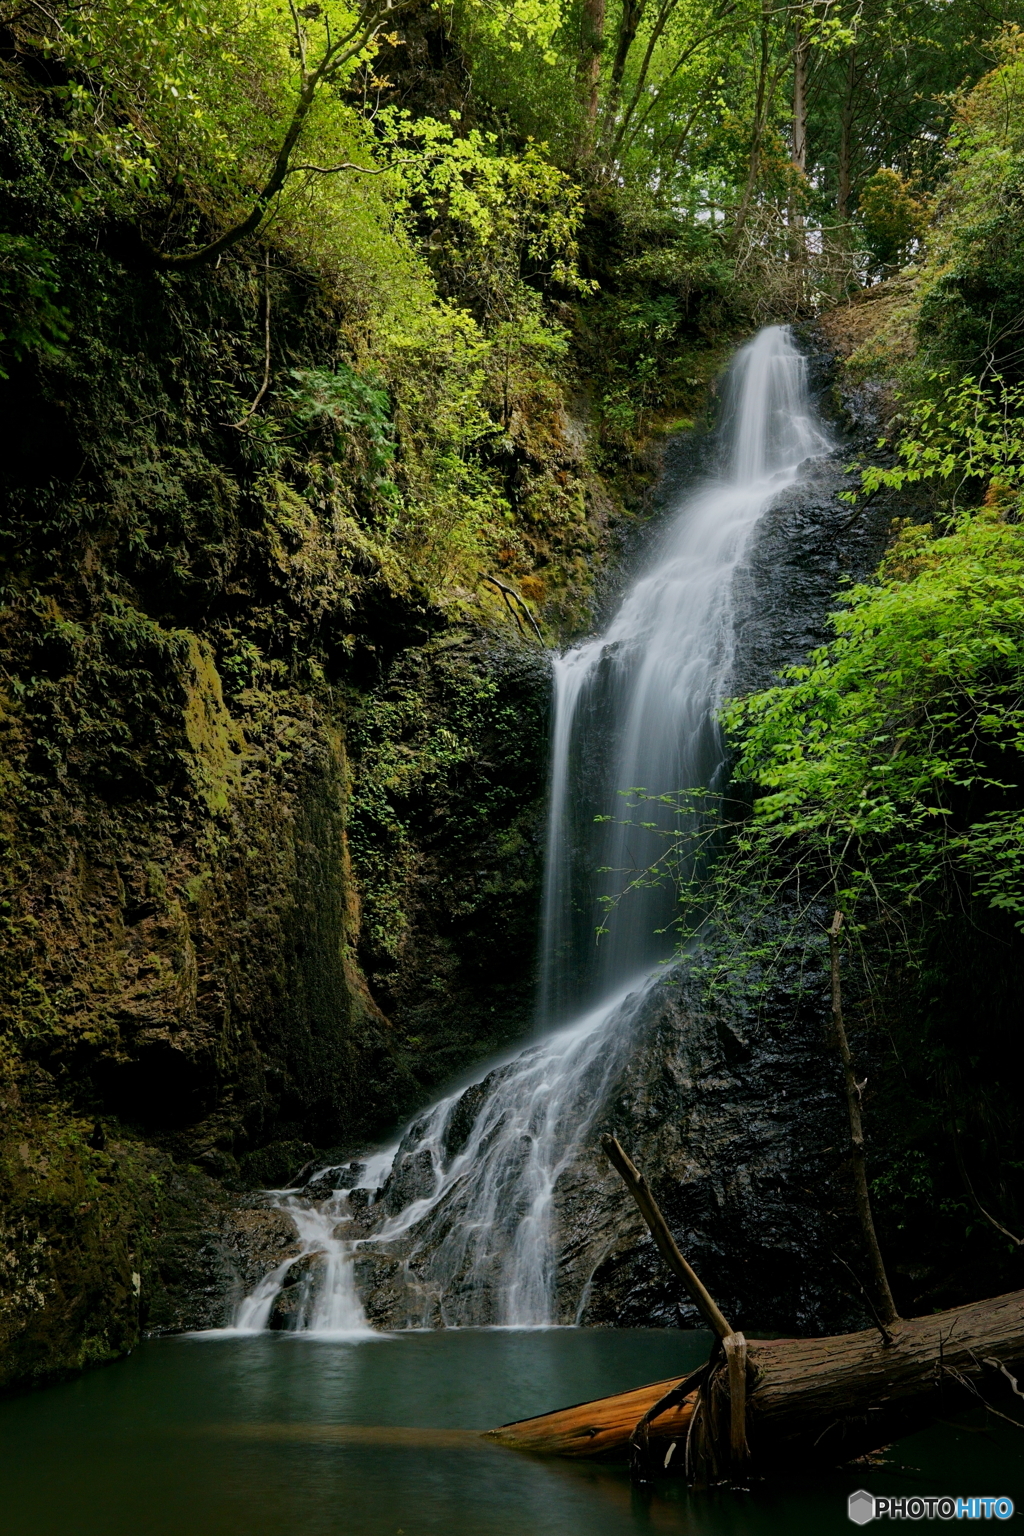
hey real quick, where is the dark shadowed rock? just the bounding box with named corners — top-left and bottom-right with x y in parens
top-left (218, 340), bottom-right (901, 1339)
top-left (267, 1251), bottom-right (327, 1330)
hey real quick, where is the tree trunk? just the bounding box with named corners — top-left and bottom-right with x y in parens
top-left (837, 45), bottom-right (857, 221)
top-left (578, 0), bottom-right (607, 129)
top-left (729, 0), bottom-right (773, 251)
top-left (492, 1138), bottom-right (1023, 1477)
top-left (752, 1289), bottom-right (1024, 1462)
top-left (487, 1373), bottom-right (697, 1459)
top-left (792, 11), bottom-right (808, 176)
top-left (788, 8), bottom-right (810, 276)
top-left (601, 0), bottom-right (646, 138)
top-left (828, 910), bottom-right (899, 1328)
top-left (486, 1288), bottom-right (1024, 1467)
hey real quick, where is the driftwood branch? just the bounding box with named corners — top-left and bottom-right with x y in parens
top-left (828, 909), bottom-right (899, 1326)
top-left (602, 1134), bottom-right (733, 1339)
top-left (985, 1356), bottom-right (1024, 1400)
top-left (724, 1330), bottom-right (749, 1470)
top-left (486, 1373), bottom-right (699, 1459)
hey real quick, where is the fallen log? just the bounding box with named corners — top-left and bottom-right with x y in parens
top-left (486, 1288), bottom-right (1024, 1471)
top-left (746, 1288), bottom-right (1024, 1464)
top-left (484, 1376), bottom-right (697, 1461)
top-left (486, 1136), bottom-right (1024, 1478)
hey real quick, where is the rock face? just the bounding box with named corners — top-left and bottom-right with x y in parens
top-left (338, 961), bottom-right (858, 1335)
top-left (560, 965), bottom-right (856, 1334)
top-left (266, 1252), bottom-right (327, 1331)
top-left (250, 338), bottom-right (899, 1338)
top-left (0, 98), bottom-right (562, 1387)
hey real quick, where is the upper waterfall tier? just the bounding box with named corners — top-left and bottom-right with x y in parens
top-left (539, 326), bottom-right (831, 1024)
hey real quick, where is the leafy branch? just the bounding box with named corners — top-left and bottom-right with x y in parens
top-left (149, 0), bottom-right (416, 269)
top-left (854, 372), bottom-right (1024, 512)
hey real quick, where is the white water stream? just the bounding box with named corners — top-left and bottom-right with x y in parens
top-left (227, 325), bottom-right (831, 1335)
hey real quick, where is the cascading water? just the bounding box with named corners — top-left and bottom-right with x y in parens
top-left (229, 325), bottom-right (831, 1335)
top-left (539, 325), bottom-right (828, 1022)
top-left (227, 1148), bottom-right (395, 1336)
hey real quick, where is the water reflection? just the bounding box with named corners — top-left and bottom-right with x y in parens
top-left (0, 1330), bottom-right (1020, 1535)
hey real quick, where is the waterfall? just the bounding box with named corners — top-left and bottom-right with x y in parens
top-left (539, 324), bottom-right (829, 1022)
top-left (225, 1149), bottom-right (395, 1336)
top-left (228, 325), bottom-right (831, 1334)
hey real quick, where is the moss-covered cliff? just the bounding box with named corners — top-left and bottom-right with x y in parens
top-left (0, 0), bottom-right (771, 1388)
top-left (0, 27), bottom-right (734, 1387)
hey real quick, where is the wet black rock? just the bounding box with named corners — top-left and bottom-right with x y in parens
top-left (562, 961), bottom-right (856, 1333)
top-left (267, 1252), bottom-right (326, 1330)
top-left (352, 949), bottom-right (859, 1335)
top-left (441, 1080), bottom-right (492, 1163)
top-left (216, 339), bottom-right (902, 1339)
top-left (300, 1162), bottom-right (366, 1201)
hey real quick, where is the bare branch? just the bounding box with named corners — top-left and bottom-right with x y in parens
top-left (602, 1134), bottom-right (735, 1340)
top-left (983, 1357), bottom-right (1024, 1400)
top-left (829, 909), bottom-right (900, 1327)
top-left (609, 0), bottom-right (741, 163)
top-left (229, 252), bottom-right (272, 429)
top-left (481, 575), bottom-right (544, 643)
top-left (287, 0), bottom-right (308, 78)
top-left (951, 1120), bottom-right (1024, 1248)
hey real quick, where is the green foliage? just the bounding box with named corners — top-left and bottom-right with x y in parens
top-left (859, 373), bottom-right (1024, 508)
top-left (284, 364), bottom-right (397, 499)
top-left (726, 513), bottom-right (1024, 928)
top-left (914, 30), bottom-right (1024, 384)
top-left (805, 0), bottom-right (1023, 222)
top-left (0, 235), bottom-right (71, 377)
top-left (741, 39), bottom-right (1024, 943)
top-left (575, 197), bottom-right (738, 443)
top-left (857, 169), bottom-right (930, 278)
top-left (383, 113), bottom-right (593, 307)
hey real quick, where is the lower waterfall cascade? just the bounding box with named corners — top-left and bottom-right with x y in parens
top-left (228, 324), bottom-right (834, 1335)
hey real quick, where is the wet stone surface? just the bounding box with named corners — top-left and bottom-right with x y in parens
top-left (266, 1251), bottom-right (327, 1330)
top-left (211, 337), bottom-right (898, 1339)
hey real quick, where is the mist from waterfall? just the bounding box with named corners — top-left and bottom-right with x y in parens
top-left (228, 324), bottom-right (831, 1335)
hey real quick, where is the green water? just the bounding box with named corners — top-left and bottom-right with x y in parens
top-left (1, 1329), bottom-right (1021, 1535)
